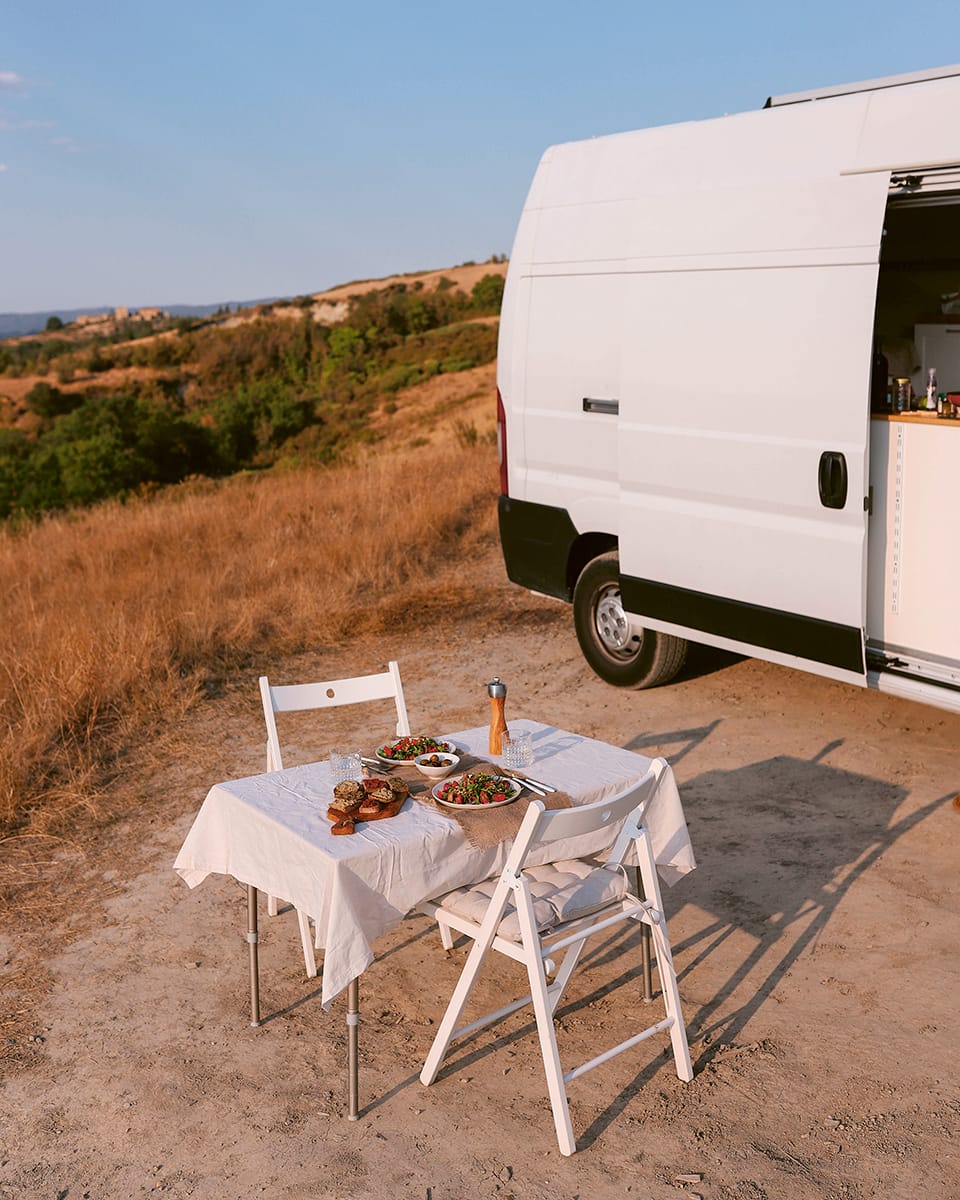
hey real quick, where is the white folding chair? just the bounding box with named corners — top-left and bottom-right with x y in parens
top-left (419, 758), bottom-right (693, 1156)
top-left (258, 661), bottom-right (410, 976)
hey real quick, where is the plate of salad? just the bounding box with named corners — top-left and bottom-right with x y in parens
top-left (432, 772), bottom-right (521, 810)
top-left (376, 735), bottom-right (456, 763)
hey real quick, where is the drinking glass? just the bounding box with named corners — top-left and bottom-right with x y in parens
top-left (501, 730), bottom-right (533, 769)
top-left (329, 750), bottom-right (362, 784)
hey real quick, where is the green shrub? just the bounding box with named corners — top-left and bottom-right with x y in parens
top-left (56, 429), bottom-right (136, 506)
top-left (379, 364), bottom-right (422, 393)
top-left (15, 445), bottom-right (65, 514)
top-left (85, 345), bottom-right (111, 373)
top-left (0, 429), bottom-right (33, 517)
top-left (471, 273), bottom-right (505, 313)
top-left (25, 381), bottom-right (80, 419)
top-left (212, 391), bottom-right (259, 470)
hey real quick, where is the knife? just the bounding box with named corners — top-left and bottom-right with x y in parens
top-left (515, 773), bottom-right (557, 793)
top-left (502, 770), bottom-right (550, 796)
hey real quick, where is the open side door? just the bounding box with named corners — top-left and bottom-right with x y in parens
top-left (613, 116), bottom-right (890, 685)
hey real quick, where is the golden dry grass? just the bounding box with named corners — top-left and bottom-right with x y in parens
top-left (0, 440), bottom-right (498, 842)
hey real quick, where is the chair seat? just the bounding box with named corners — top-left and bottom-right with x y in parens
top-left (437, 860), bottom-right (630, 942)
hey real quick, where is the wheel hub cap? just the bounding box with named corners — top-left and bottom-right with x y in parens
top-left (595, 587), bottom-right (634, 654)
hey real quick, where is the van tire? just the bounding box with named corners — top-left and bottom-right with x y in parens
top-left (573, 553), bottom-right (688, 688)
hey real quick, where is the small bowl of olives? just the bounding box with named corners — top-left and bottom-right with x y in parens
top-left (413, 752), bottom-right (460, 780)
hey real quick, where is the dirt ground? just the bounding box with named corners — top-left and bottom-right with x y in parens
top-left (2, 546), bottom-right (958, 1200)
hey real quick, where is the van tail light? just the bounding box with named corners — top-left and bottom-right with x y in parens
top-left (496, 387), bottom-right (508, 495)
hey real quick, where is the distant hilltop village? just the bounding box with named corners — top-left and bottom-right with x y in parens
top-left (73, 306), bottom-right (168, 328)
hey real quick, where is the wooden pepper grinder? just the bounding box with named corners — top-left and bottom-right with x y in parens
top-left (487, 676), bottom-right (508, 755)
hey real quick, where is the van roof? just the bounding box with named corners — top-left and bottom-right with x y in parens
top-left (765, 64), bottom-right (960, 109)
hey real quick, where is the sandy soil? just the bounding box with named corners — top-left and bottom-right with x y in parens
top-left (2, 547), bottom-right (958, 1200)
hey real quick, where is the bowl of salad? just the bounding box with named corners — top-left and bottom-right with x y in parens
top-left (376, 735), bottom-right (456, 764)
top-left (432, 772), bottom-right (521, 810)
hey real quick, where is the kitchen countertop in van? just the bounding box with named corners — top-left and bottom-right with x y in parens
top-left (870, 412), bottom-right (960, 427)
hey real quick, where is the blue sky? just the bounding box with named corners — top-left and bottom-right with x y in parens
top-left (2, 1), bottom-right (959, 313)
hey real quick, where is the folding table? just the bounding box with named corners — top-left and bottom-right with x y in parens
top-left (174, 719), bottom-right (696, 1117)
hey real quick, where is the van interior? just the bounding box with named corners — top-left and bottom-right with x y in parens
top-left (875, 172), bottom-right (960, 390)
top-left (866, 168), bottom-right (960, 694)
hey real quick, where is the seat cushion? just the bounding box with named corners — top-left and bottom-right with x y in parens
top-left (438, 860), bottom-right (630, 942)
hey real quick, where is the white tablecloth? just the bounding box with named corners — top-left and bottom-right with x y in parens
top-left (174, 719), bottom-right (696, 1006)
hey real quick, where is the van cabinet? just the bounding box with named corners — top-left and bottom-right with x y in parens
top-left (867, 414), bottom-right (960, 688)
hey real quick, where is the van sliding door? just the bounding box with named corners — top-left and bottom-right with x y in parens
top-left (615, 108), bottom-right (890, 685)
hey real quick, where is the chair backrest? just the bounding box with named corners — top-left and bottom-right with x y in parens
top-left (259, 661), bottom-right (410, 771)
top-left (504, 758), bottom-right (667, 875)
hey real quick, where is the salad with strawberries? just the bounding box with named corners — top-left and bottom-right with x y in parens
top-left (376, 736), bottom-right (454, 762)
top-left (434, 772), bottom-right (519, 807)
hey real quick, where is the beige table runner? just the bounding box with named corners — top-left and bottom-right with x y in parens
top-left (385, 754), bottom-right (572, 851)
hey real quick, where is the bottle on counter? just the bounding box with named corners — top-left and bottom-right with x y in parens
top-left (927, 368), bottom-right (938, 411)
top-left (938, 392), bottom-right (946, 416)
top-left (870, 345), bottom-right (889, 413)
top-left (896, 378), bottom-right (910, 413)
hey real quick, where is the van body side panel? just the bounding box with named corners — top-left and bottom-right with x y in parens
top-left (497, 211), bottom-right (538, 501)
top-left (520, 273), bottom-right (623, 535)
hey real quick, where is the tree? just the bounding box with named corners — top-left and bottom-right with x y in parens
top-left (24, 381), bottom-right (80, 419)
top-left (45, 315), bottom-right (64, 331)
top-left (212, 391), bottom-right (259, 470)
top-left (55, 430), bottom-right (134, 507)
top-left (0, 429), bottom-right (33, 517)
top-left (471, 274), bottom-right (505, 313)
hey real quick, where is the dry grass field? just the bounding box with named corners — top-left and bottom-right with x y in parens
top-left (0, 402), bottom-right (498, 853)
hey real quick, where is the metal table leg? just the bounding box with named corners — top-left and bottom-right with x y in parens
top-left (247, 885), bottom-right (359, 1117)
top-left (635, 867), bottom-right (653, 1003)
top-left (347, 976), bottom-right (360, 1120)
top-left (246, 884), bottom-right (261, 1027)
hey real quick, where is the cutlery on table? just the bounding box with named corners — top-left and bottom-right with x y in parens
top-left (502, 770), bottom-right (551, 796)
top-left (528, 777), bottom-right (557, 793)
top-left (359, 757), bottom-right (394, 776)
top-left (510, 773), bottom-right (556, 793)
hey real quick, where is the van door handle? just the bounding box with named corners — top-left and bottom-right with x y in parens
top-left (582, 397), bottom-right (619, 415)
top-left (818, 451), bottom-right (848, 509)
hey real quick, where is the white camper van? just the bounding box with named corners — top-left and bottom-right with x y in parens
top-left (497, 66), bottom-right (960, 714)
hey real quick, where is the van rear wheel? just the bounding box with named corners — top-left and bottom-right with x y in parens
top-left (573, 553), bottom-right (687, 688)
